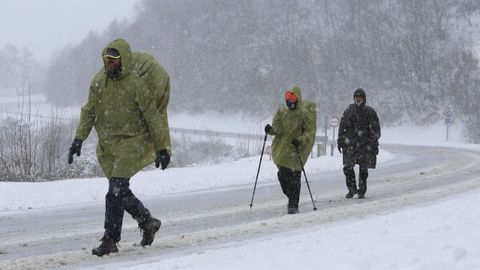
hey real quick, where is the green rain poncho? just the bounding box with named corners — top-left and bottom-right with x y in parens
top-left (270, 86), bottom-right (317, 171)
top-left (75, 39), bottom-right (171, 179)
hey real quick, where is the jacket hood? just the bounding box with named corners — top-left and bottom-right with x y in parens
top-left (288, 86), bottom-right (303, 106)
top-left (353, 88), bottom-right (366, 105)
top-left (102, 39), bottom-right (134, 77)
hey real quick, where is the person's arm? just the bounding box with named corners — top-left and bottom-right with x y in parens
top-left (75, 85), bottom-right (96, 141)
top-left (136, 60), bottom-right (171, 154)
top-left (298, 103), bottom-right (317, 148)
top-left (369, 109), bottom-right (381, 141)
top-left (369, 109), bottom-right (381, 154)
top-left (337, 108), bottom-right (349, 147)
top-left (270, 109), bottom-right (282, 136)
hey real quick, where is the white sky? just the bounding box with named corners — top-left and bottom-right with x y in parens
top-left (0, 0), bottom-right (140, 63)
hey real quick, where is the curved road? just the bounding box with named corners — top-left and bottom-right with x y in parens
top-left (0, 144), bottom-right (479, 269)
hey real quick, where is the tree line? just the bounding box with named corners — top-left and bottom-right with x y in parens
top-left (39, 0), bottom-right (480, 141)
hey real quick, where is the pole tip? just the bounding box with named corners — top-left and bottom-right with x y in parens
top-left (313, 208), bottom-right (317, 211)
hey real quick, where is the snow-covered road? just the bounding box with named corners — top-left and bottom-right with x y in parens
top-left (0, 144), bottom-right (478, 269)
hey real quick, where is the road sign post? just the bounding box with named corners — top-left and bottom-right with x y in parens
top-left (330, 116), bottom-right (340, 156)
top-left (324, 116), bottom-right (328, 156)
top-left (444, 111), bottom-right (454, 142)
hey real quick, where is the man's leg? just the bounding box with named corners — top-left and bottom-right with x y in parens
top-left (358, 166), bottom-right (368, 198)
top-left (286, 169), bottom-right (301, 214)
top-left (92, 177), bottom-right (129, 256)
top-left (122, 189), bottom-right (151, 224)
top-left (278, 167), bottom-right (301, 214)
top-left (343, 165), bottom-right (357, 198)
top-left (277, 167), bottom-right (290, 197)
top-left (122, 184), bottom-right (161, 246)
top-left (104, 177), bottom-right (129, 242)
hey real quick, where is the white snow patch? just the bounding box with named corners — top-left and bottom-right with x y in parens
top-left (110, 189), bottom-right (480, 270)
top-left (0, 150), bottom-right (394, 213)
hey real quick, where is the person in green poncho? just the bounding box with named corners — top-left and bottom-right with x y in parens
top-left (68, 39), bottom-right (171, 256)
top-left (264, 86), bottom-right (317, 214)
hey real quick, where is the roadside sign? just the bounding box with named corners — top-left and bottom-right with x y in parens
top-left (444, 111), bottom-right (454, 125)
top-left (330, 116), bottom-right (339, 127)
top-left (444, 110), bottom-right (454, 142)
top-left (330, 116), bottom-right (339, 156)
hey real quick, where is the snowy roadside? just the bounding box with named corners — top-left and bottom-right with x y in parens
top-left (0, 150), bottom-right (394, 213)
top-left (0, 110), bottom-right (470, 214)
top-left (110, 188), bottom-right (480, 270)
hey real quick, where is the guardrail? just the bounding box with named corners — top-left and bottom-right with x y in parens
top-left (0, 111), bottom-right (330, 156)
top-left (171, 127), bottom-right (327, 142)
top-left (171, 127), bottom-right (328, 157)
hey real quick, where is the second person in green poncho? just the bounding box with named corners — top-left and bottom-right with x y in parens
top-left (265, 86), bottom-right (317, 214)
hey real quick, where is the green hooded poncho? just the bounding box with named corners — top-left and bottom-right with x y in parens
top-left (269, 86), bottom-right (317, 171)
top-left (75, 39), bottom-right (171, 179)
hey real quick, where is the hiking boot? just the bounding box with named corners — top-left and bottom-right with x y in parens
top-left (287, 206), bottom-right (299, 214)
top-left (92, 235), bottom-right (118, 257)
top-left (287, 199), bottom-right (299, 215)
top-left (358, 193), bottom-right (365, 199)
top-left (345, 189), bottom-right (357, 199)
top-left (139, 217), bottom-right (161, 246)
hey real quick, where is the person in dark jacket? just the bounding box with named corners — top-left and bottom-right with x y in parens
top-left (337, 88), bottom-right (380, 199)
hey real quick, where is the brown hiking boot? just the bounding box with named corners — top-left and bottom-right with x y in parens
top-left (92, 235), bottom-right (118, 257)
top-left (139, 217), bottom-right (161, 246)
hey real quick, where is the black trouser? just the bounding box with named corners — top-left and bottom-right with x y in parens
top-left (104, 177), bottom-right (151, 242)
top-left (343, 165), bottom-right (368, 195)
top-left (277, 167), bottom-right (301, 208)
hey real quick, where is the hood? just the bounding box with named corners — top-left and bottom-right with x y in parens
top-left (288, 86), bottom-right (303, 106)
top-left (353, 88), bottom-right (366, 106)
top-left (102, 39), bottom-right (134, 77)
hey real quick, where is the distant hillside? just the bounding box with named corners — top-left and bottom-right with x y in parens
top-left (41, 0), bottom-right (480, 141)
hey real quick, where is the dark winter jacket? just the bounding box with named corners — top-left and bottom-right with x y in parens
top-left (337, 90), bottom-right (380, 168)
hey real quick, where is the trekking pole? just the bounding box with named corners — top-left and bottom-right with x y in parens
top-left (250, 132), bottom-right (268, 209)
top-left (295, 146), bottom-right (317, 211)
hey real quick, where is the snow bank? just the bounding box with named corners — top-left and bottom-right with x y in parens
top-left (0, 110), bottom-right (471, 213)
top-left (0, 150), bottom-right (394, 213)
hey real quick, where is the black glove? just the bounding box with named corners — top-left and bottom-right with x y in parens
top-left (264, 124), bottom-right (273, 134)
top-left (374, 144), bottom-right (379, 155)
top-left (155, 149), bottom-right (170, 170)
top-left (337, 144), bottom-right (342, 153)
top-left (292, 138), bottom-right (300, 148)
top-left (68, 138), bottom-right (83, 164)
